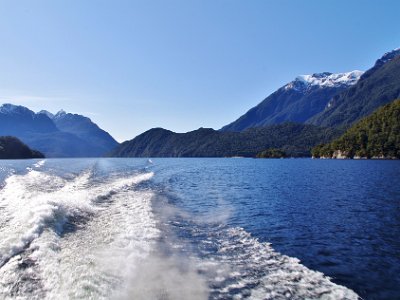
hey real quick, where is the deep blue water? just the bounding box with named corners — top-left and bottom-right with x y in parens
top-left (148, 158), bottom-right (400, 299)
top-left (0, 158), bottom-right (399, 299)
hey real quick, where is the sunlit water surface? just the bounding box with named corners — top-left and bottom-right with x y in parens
top-left (0, 158), bottom-right (399, 299)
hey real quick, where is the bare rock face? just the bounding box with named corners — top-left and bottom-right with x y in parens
top-left (332, 150), bottom-right (349, 159)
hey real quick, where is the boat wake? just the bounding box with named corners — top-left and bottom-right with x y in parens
top-left (148, 197), bottom-right (359, 300)
top-left (0, 161), bottom-right (359, 299)
top-left (0, 165), bottom-right (157, 299)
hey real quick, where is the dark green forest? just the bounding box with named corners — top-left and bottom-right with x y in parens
top-left (312, 99), bottom-right (400, 159)
top-left (0, 136), bottom-right (44, 159)
top-left (111, 123), bottom-right (341, 158)
top-left (256, 148), bottom-right (287, 158)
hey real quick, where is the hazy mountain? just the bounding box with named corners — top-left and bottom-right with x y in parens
top-left (0, 104), bottom-right (58, 134)
top-left (40, 110), bottom-right (119, 156)
top-left (20, 131), bottom-right (99, 158)
top-left (109, 123), bottom-right (341, 158)
top-left (309, 48), bottom-right (400, 127)
top-left (0, 104), bottom-right (118, 157)
top-left (221, 71), bottom-right (363, 132)
top-left (0, 136), bottom-right (44, 159)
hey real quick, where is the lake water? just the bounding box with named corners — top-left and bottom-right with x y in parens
top-left (0, 158), bottom-right (399, 299)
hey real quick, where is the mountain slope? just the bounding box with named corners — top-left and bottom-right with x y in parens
top-left (0, 136), bottom-right (44, 159)
top-left (309, 49), bottom-right (400, 127)
top-left (110, 123), bottom-right (341, 158)
top-left (312, 99), bottom-right (400, 159)
top-left (44, 110), bottom-right (119, 156)
top-left (20, 131), bottom-right (97, 158)
top-left (221, 71), bottom-right (363, 132)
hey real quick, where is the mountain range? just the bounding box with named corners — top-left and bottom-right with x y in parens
top-left (0, 104), bottom-right (118, 157)
top-left (222, 48), bottom-right (400, 132)
top-left (1, 47), bottom-right (399, 159)
top-left (111, 47), bottom-right (400, 157)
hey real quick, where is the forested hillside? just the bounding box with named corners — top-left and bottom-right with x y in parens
top-left (312, 100), bottom-right (400, 159)
top-left (111, 123), bottom-right (341, 157)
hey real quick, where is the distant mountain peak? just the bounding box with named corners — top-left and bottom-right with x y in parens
top-left (55, 109), bottom-right (67, 118)
top-left (286, 70), bottom-right (364, 91)
top-left (38, 110), bottom-right (55, 119)
top-left (357, 47), bottom-right (400, 82)
top-left (309, 47), bottom-right (400, 127)
top-left (379, 47), bottom-right (400, 63)
top-left (0, 103), bottom-right (34, 116)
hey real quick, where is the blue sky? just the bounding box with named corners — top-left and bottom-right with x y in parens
top-left (0, 0), bottom-right (399, 141)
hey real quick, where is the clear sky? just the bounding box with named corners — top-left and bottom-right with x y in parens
top-left (0, 0), bottom-right (399, 141)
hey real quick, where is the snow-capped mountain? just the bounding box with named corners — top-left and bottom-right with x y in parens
top-left (222, 46), bottom-right (400, 132)
top-left (309, 47), bottom-right (400, 127)
top-left (221, 71), bottom-right (362, 132)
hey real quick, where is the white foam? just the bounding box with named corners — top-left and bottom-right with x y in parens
top-left (201, 227), bottom-right (359, 299)
top-left (0, 169), bottom-right (157, 299)
top-left (0, 170), bottom-right (95, 267)
top-left (145, 195), bottom-right (359, 299)
top-left (34, 189), bottom-right (159, 299)
top-left (33, 160), bottom-right (46, 168)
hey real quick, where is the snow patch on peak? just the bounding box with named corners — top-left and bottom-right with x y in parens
top-left (38, 110), bottom-right (55, 119)
top-left (285, 70), bottom-right (364, 91)
top-left (54, 109), bottom-right (67, 118)
top-left (0, 103), bottom-right (34, 115)
top-left (297, 71), bottom-right (363, 87)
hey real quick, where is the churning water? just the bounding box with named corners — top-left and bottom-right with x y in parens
top-left (0, 158), bottom-right (399, 299)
